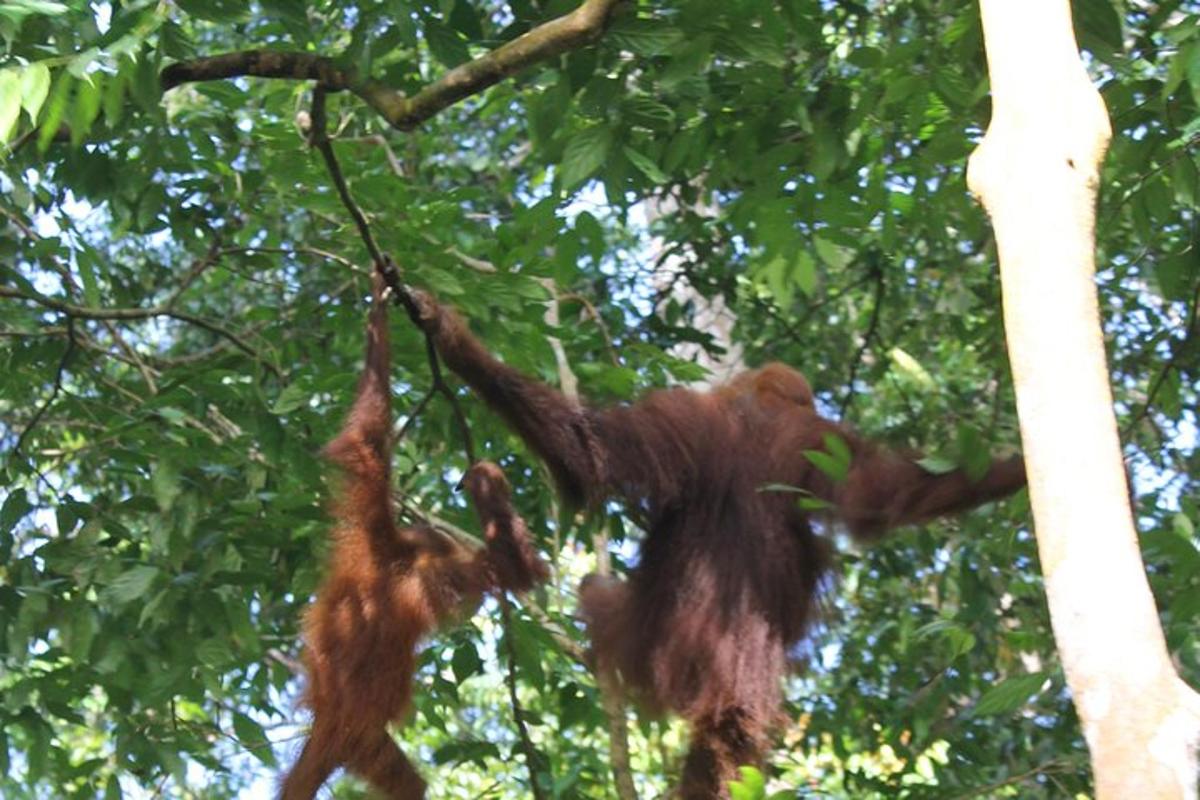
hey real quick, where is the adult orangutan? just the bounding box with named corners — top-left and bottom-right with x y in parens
top-left (411, 290), bottom-right (1025, 798)
top-left (280, 276), bottom-right (547, 800)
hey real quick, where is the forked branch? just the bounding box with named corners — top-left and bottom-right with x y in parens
top-left (161, 0), bottom-right (625, 131)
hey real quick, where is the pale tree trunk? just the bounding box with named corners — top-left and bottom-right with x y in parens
top-left (645, 193), bottom-right (746, 385)
top-left (966, 1), bottom-right (1200, 797)
top-left (540, 282), bottom-right (639, 800)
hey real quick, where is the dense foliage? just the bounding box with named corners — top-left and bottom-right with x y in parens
top-left (1, 0), bottom-right (1197, 797)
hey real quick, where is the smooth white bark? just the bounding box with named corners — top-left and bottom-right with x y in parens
top-left (967, 2), bottom-right (1200, 797)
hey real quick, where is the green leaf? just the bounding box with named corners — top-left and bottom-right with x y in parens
top-left (1071, 0), bottom-right (1123, 58)
top-left (917, 456), bottom-right (956, 475)
top-left (623, 146), bottom-right (668, 184)
top-left (847, 47), bottom-right (883, 69)
top-left (797, 496), bottom-right (834, 511)
top-left (77, 250), bottom-right (101, 307)
top-left (19, 62), bottom-right (50, 122)
top-left (822, 432), bottom-right (851, 466)
top-left (608, 18), bottom-right (683, 57)
top-left (794, 250), bottom-right (817, 296)
top-left (723, 28), bottom-right (786, 67)
top-left (956, 424), bottom-right (991, 482)
top-left (813, 236), bottom-right (853, 270)
top-left (804, 448), bottom-right (849, 484)
top-left (36, 71), bottom-right (71, 151)
top-left (152, 461), bottom-right (180, 511)
top-left (0, 489), bottom-right (31, 535)
top-left (70, 73), bottom-right (103, 145)
top-left (101, 61), bottom-right (128, 126)
top-left (757, 254), bottom-right (793, 310)
top-left (232, 711), bottom-right (277, 767)
top-left (451, 642), bottom-right (482, 682)
top-left (0, 69), bottom-right (21, 144)
top-left (558, 125), bottom-right (612, 190)
top-left (65, 605), bottom-right (97, 661)
top-left (973, 672), bottom-right (1048, 717)
top-left (271, 383), bottom-right (309, 415)
top-left (424, 19), bottom-right (471, 69)
top-left (889, 346), bottom-right (936, 389)
top-left (174, 0), bottom-right (247, 23)
top-left (0, 0), bottom-right (68, 22)
top-left (624, 95), bottom-right (676, 130)
top-left (104, 565), bottom-right (160, 605)
top-left (915, 619), bottom-right (976, 659)
top-left (728, 766), bottom-right (767, 800)
top-left (196, 637), bottom-right (232, 668)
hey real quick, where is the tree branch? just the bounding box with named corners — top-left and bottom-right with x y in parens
top-left (840, 256), bottom-right (886, 418)
top-left (0, 286), bottom-right (281, 377)
top-left (306, 87), bottom-right (477, 463)
top-left (541, 287), bottom-right (637, 800)
top-left (161, 0), bottom-right (625, 132)
top-left (1121, 280), bottom-right (1200, 440)
top-left (498, 596), bottom-right (550, 800)
top-left (13, 318), bottom-right (76, 458)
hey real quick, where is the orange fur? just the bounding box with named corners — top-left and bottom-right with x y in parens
top-left (280, 278), bottom-right (548, 800)
top-left (416, 291), bottom-right (1025, 799)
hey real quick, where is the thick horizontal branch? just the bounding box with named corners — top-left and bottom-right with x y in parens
top-left (161, 0), bottom-right (624, 131)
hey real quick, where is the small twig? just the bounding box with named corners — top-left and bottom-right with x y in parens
top-left (397, 502), bottom-right (482, 548)
top-left (424, 335), bottom-right (477, 463)
top-left (306, 87), bottom-right (418, 316)
top-left (13, 317), bottom-right (76, 458)
top-left (0, 286), bottom-right (281, 377)
top-left (497, 596), bottom-right (549, 800)
top-left (166, 238), bottom-right (225, 305)
top-left (469, 778), bottom-right (503, 800)
top-left (266, 647), bottom-right (304, 677)
top-left (99, 320), bottom-right (158, 394)
top-left (522, 602), bottom-right (588, 664)
top-left (0, 205), bottom-right (37, 239)
top-left (1121, 280), bottom-right (1200, 440)
top-left (343, 133), bottom-right (406, 176)
top-left (219, 245), bottom-right (358, 271)
top-left (558, 289), bottom-right (620, 366)
top-left (1102, 134), bottom-right (1200, 225)
top-left (540, 278), bottom-right (581, 401)
top-left (949, 760), bottom-right (1072, 800)
top-left (396, 388), bottom-right (436, 442)
top-left (446, 246), bottom-right (499, 274)
top-left (840, 258), bottom-right (886, 418)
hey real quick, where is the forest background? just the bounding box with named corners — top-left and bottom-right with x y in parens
top-left (0, 0), bottom-right (1198, 797)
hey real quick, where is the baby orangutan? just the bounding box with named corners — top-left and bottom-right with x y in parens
top-left (279, 277), bottom-right (548, 800)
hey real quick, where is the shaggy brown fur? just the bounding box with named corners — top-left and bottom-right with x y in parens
top-left (414, 291), bottom-right (1025, 799)
top-left (279, 279), bottom-right (548, 800)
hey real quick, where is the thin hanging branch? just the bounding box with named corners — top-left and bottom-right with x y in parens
top-left (839, 256), bottom-right (886, 418)
top-left (12, 317), bottom-right (76, 458)
top-left (498, 596), bottom-right (549, 800)
top-left (307, 87), bottom-right (476, 463)
top-left (1121, 280), bottom-right (1200, 440)
top-left (541, 288), bottom-right (638, 800)
top-left (161, 0), bottom-right (625, 132)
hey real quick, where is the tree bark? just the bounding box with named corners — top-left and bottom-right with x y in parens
top-left (967, 2), bottom-right (1200, 797)
top-left (161, 0), bottom-right (624, 131)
